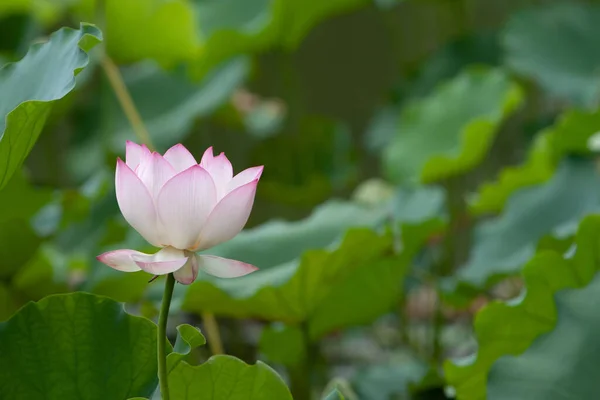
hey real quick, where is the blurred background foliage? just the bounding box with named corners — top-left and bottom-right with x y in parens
top-left (3, 0), bottom-right (600, 399)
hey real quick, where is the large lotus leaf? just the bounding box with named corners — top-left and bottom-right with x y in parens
top-left (449, 158), bottom-right (600, 295)
top-left (0, 23), bottom-right (101, 191)
top-left (162, 323), bottom-right (293, 399)
top-left (145, 199), bottom-right (390, 308)
top-left (487, 270), bottom-right (600, 399)
top-left (128, 324), bottom-right (292, 399)
top-left (503, 2), bottom-right (600, 106)
top-left (183, 229), bottom-right (392, 331)
top-left (445, 215), bottom-right (600, 400)
top-left (169, 355), bottom-right (292, 399)
top-left (383, 68), bottom-right (523, 184)
top-left (104, 0), bottom-right (201, 65)
top-left (472, 109), bottom-right (600, 215)
top-left (208, 199), bottom-right (389, 270)
top-left (0, 292), bottom-right (160, 399)
top-left (183, 219), bottom-right (442, 340)
top-left (104, 57), bottom-right (249, 151)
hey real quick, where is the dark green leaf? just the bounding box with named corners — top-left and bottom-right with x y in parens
top-left (0, 292), bottom-right (160, 399)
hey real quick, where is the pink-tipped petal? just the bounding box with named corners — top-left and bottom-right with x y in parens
top-left (173, 254), bottom-right (199, 284)
top-left (96, 249), bottom-right (147, 272)
top-left (193, 180), bottom-right (258, 251)
top-left (116, 159), bottom-right (161, 246)
top-left (163, 144), bottom-right (198, 173)
top-left (125, 141), bottom-right (151, 170)
top-left (197, 255), bottom-right (258, 278)
top-left (199, 146), bottom-right (215, 165)
top-left (227, 166), bottom-right (263, 193)
top-left (136, 152), bottom-right (177, 199)
top-left (200, 147), bottom-right (233, 199)
top-left (132, 247), bottom-right (188, 275)
top-left (156, 165), bottom-right (217, 250)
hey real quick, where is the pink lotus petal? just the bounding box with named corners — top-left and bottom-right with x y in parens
top-left (96, 249), bottom-right (147, 272)
top-left (115, 158), bottom-right (161, 246)
top-left (136, 152), bottom-right (177, 199)
top-left (193, 180), bottom-right (258, 251)
top-left (173, 254), bottom-right (199, 284)
top-left (227, 166), bottom-right (263, 193)
top-left (157, 165), bottom-right (217, 250)
top-left (197, 255), bottom-right (258, 278)
top-left (200, 147), bottom-right (233, 199)
top-left (125, 141), bottom-right (151, 170)
top-left (132, 247), bottom-right (188, 275)
top-left (163, 143), bottom-right (198, 173)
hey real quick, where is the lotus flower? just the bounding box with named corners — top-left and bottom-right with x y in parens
top-left (97, 141), bottom-right (262, 284)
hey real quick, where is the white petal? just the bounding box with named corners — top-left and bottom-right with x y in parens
top-left (136, 152), bottom-right (177, 199)
top-left (173, 253), bottom-right (199, 284)
top-left (156, 165), bottom-right (217, 250)
top-left (96, 249), bottom-right (146, 272)
top-left (163, 143), bottom-right (198, 173)
top-left (194, 180), bottom-right (258, 251)
top-left (125, 141), bottom-right (151, 170)
top-left (115, 158), bottom-right (161, 246)
top-left (132, 247), bottom-right (188, 275)
top-left (200, 147), bottom-right (233, 200)
top-left (227, 166), bottom-right (263, 193)
top-left (197, 255), bottom-right (258, 278)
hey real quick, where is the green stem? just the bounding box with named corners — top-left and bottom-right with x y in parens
top-left (289, 323), bottom-right (312, 400)
top-left (158, 273), bottom-right (176, 400)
